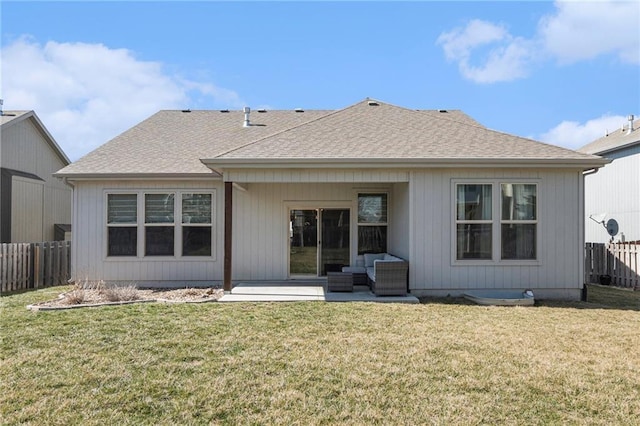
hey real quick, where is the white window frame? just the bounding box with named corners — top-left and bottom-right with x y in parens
top-left (357, 192), bottom-right (390, 255)
top-left (104, 189), bottom-right (216, 261)
top-left (451, 179), bottom-right (540, 266)
top-left (106, 192), bottom-right (138, 257)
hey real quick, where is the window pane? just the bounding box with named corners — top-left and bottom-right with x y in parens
top-left (457, 185), bottom-right (492, 221)
top-left (502, 184), bottom-right (536, 220)
top-left (107, 194), bottom-right (137, 224)
top-left (108, 227), bottom-right (137, 256)
top-left (358, 226), bottom-right (387, 254)
top-left (456, 224), bottom-right (492, 259)
top-left (502, 224), bottom-right (536, 259)
top-left (183, 226), bottom-right (212, 256)
top-left (145, 226), bottom-right (174, 256)
top-left (358, 194), bottom-right (388, 223)
top-left (145, 194), bottom-right (174, 224)
top-left (182, 193), bottom-right (212, 224)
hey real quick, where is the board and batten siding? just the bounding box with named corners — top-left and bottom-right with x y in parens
top-left (225, 169), bottom-right (409, 183)
top-left (71, 180), bottom-right (223, 285)
top-left (11, 176), bottom-right (44, 243)
top-left (232, 182), bottom-right (396, 280)
top-left (409, 168), bottom-right (585, 299)
top-left (584, 145), bottom-right (640, 244)
top-left (1, 115), bottom-right (72, 242)
top-left (388, 182), bottom-right (410, 260)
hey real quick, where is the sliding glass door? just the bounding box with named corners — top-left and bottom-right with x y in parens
top-left (289, 208), bottom-right (350, 277)
top-left (320, 209), bottom-right (350, 275)
top-left (289, 209), bottom-right (318, 276)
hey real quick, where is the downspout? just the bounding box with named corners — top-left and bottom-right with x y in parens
top-left (60, 177), bottom-right (76, 283)
top-left (580, 167), bottom-right (600, 301)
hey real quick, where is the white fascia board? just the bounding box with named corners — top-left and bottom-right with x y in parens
top-left (200, 157), bottom-right (610, 170)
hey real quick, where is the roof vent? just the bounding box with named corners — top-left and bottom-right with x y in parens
top-left (627, 114), bottom-right (635, 135)
top-left (220, 109), bottom-right (230, 113)
top-left (438, 109), bottom-right (448, 113)
top-left (367, 101), bottom-right (379, 106)
top-left (0, 99), bottom-right (3, 115)
top-left (181, 109), bottom-right (191, 113)
top-left (257, 109), bottom-right (267, 113)
top-left (295, 108), bottom-right (304, 113)
top-left (243, 107), bottom-right (251, 127)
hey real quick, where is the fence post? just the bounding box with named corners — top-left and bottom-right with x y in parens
top-left (1, 244), bottom-right (6, 293)
top-left (35, 243), bottom-right (43, 289)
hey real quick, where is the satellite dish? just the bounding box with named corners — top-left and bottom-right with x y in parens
top-left (606, 219), bottom-right (619, 237)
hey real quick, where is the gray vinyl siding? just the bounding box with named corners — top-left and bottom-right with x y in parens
top-left (1, 116), bottom-right (71, 242)
top-left (409, 168), bottom-right (584, 299)
top-left (72, 180), bottom-right (223, 285)
top-left (388, 182), bottom-right (410, 260)
top-left (584, 146), bottom-right (640, 243)
top-left (72, 168), bottom-right (586, 299)
top-left (232, 182), bottom-right (391, 280)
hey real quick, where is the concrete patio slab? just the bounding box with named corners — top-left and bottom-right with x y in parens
top-left (218, 281), bottom-right (419, 303)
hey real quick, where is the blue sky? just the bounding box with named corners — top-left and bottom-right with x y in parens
top-left (1, 1), bottom-right (639, 161)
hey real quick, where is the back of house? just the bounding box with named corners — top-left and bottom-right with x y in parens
top-left (55, 99), bottom-right (608, 299)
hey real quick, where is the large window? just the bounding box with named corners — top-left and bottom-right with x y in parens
top-left (106, 190), bottom-right (214, 258)
top-left (358, 193), bottom-right (388, 254)
top-left (182, 193), bottom-right (212, 256)
top-left (501, 184), bottom-right (537, 260)
top-left (456, 184), bottom-right (492, 260)
top-left (107, 194), bottom-right (138, 256)
top-left (454, 182), bottom-right (538, 262)
top-left (145, 194), bottom-right (175, 256)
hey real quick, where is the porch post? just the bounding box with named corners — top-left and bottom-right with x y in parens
top-left (224, 181), bottom-right (233, 292)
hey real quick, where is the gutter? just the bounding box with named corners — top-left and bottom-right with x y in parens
top-left (200, 157), bottom-right (610, 170)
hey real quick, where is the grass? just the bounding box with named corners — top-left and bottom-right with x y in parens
top-left (1, 285), bottom-right (639, 424)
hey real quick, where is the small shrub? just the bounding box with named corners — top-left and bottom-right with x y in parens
top-left (99, 283), bottom-right (139, 302)
top-left (64, 287), bottom-right (86, 305)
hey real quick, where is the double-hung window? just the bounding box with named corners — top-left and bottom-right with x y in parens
top-left (456, 184), bottom-right (492, 260)
top-left (107, 194), bottom-right (138, 256)
top-left (357, 193), bottom-right (388, 254)
top-left (145, 194), bottom-right (175, 256)
top-left (182, 193), bottom-right (212, 256)
top-left (454, 182), bottom-right (538, 262)
top-left (106, 190), bottom-right (214, 258)
top-left (501, 184), bottom-right (537, 260)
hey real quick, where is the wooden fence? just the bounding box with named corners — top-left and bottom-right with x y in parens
top-left (585, 242), bottom-right (639, 290)
top-left (0, 241), bottom-right (71, 293)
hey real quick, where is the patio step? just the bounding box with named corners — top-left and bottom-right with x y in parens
top-left (217, 282), bottom-right (419, 303)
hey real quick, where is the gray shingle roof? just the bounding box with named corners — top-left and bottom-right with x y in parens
top-left (578, 119), bottom-right (640, 155)
top-left (210, 100), bottom-right (605, 165)
top-left (56, 99), bottom-right (606, 178)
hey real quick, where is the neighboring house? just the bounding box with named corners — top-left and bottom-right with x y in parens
top-left (579, 115), bottom-right (639, 244)
top-left (55, 99), bottom-right (607, 299)
top-left (1, 110), bottom-right (72, 243)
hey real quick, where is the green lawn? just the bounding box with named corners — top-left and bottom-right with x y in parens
top-left (1, 285), bottom-right (639, 424)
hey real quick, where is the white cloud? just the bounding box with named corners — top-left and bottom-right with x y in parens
top-left (539, 1), bottom-right (640, 65)
top-left (539, 114), bottom-right (632, 150)
top-left (437, 0), bottom-right (640, 83)
top-left (436, 20), bottom-right (535, 83)
top-left (1, 37), bottom-right (243, 161)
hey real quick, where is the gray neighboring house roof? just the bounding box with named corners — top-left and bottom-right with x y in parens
top-left (56, 99), bottom-right (607, 178)
top-left (1, 110), bottom-right (71, 165)
top-left (578, 118), bottom-right (640, 155)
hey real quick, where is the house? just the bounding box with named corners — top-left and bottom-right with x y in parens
top-left (54, 99), bottom-right (607, 299)
top-left (579, 115), bottom-right (639, 244)
top-left (1, 109), bottom-right (72, 243)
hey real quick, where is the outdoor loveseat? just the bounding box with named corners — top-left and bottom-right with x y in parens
top-left (364, 253), bottom-right (409, 296)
